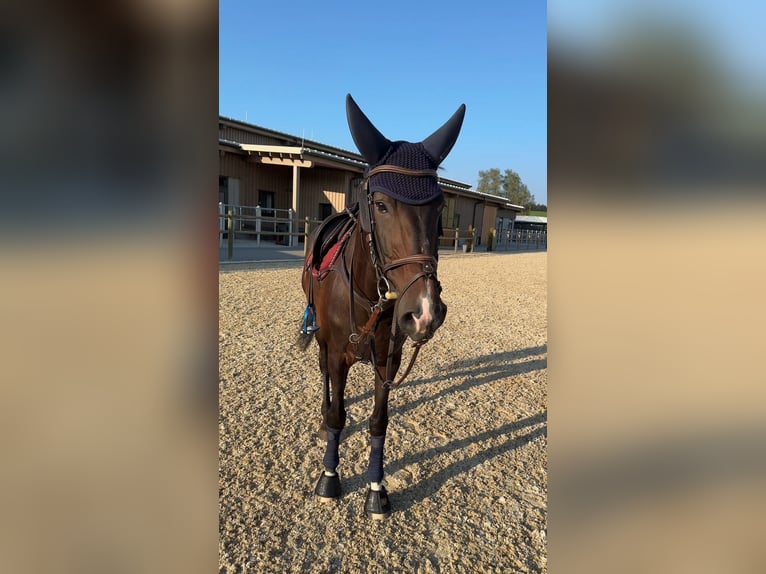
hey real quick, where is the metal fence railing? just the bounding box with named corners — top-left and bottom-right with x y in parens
top-left (218, 203), bottom-right (323, 259)
top-left (488, 227), bottom-right (547, 251)
top-left (219, 203), bottom-right (546, 260)
top-left (440, 227), bottom-right (478, 253)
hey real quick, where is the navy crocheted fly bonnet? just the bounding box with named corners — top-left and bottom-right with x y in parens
top-left (367, 141), bottom-right (441, 205)
top-left (346, 95), bottom-right (466, 206)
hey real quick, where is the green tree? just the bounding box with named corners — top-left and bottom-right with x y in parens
top-left (477, 167), bottom-right (536, 210)
top-left (502, 169), bottom-right (535, 208)
top-left (476, 168), bottom-right (503, 196)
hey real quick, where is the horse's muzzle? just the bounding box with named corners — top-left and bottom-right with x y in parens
top-left (399, 296), bottom-right (447, 342)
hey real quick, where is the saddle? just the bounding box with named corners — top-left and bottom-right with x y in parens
top-left (306, 204), bottom-right (359, 280)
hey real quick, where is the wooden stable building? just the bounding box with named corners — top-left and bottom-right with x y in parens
top-left (218, 116), bottom-right (523, 246)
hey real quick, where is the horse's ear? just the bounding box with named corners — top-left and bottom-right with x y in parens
top-left (346, 94), bottom-right (391, 165)
top-left (422, 103), bottom-right (466, 165)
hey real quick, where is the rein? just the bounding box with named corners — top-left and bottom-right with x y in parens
top-left (349, 165), bottom-right (441, 390)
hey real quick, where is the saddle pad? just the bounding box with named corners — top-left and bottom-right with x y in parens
top-left (306, 227), bottom-right (354, 280)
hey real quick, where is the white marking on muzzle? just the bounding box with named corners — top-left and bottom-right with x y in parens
top-left (413, 296), bottom-right (433, 335)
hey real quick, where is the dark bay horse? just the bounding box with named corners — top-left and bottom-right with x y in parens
top-left (299, 94), bottom-right (465, 518)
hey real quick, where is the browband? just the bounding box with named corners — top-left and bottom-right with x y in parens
top-left (365, 165), bottom-right (438, 179)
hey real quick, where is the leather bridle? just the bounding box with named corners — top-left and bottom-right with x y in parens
top-left (349, 165), bottom-right (443, 389)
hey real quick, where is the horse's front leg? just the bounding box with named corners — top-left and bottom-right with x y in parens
top-left (364, 337), bottom-right (403, 519)
top-left (318, 343), bottom-right (330, 441)
top-left (314, 346), bottom-right (349, 502)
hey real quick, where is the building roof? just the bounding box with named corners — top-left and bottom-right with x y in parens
top-left (220, 115), bottom-right (360, 158)
top-left (515, 215), bottom-right (548, 224)
top-left (218, 115), bottom-right (523, 211)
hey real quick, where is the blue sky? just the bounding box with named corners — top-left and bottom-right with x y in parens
top-left (219, 0), bottom-right (547, 204)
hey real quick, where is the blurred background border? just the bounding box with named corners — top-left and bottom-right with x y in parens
top-left (1, 0), bottom-right (764, 572)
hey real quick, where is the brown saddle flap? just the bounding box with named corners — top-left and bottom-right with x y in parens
top-left (308, 204), bottom-right (358, 274)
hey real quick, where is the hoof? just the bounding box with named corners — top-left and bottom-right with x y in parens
top-left (364, 485), bottom-right (391, 519)
top-left (314, 472), bottom-right (341, 502)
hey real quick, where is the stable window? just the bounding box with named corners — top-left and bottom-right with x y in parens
top-left (442, 198), bottom-right (458, 229)
top-left (219, 176), bottom-right (228, 205)
top-left (258, 190), bottom-right (275, 217)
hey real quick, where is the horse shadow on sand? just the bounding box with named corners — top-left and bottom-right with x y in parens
top-left (340, 411), bottom-right (547, 513)
top-left (393, 412), bottom-right (546, 512)
top-left (336, 344), bottom-right (547, 509)
top-left (343, 343), bottom-right (547, 425)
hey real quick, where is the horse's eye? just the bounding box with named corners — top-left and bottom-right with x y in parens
top-left (375, 201), bottom-right (388, 213)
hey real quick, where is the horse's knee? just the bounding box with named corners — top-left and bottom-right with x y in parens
top-left (326, 406), bottom-right (346, 430)
top-left (369, 414), bottom-right (388, 437)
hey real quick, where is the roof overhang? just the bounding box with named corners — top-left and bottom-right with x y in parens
top-left (225, 142), bottom-right (367, 172)
top-left (302, 147), bottom-right (366, 172)
top-left (241, 144), bottom-right (313, 167)
top-left (514, 215), bottom-right (548, 224)
top-left (440, 185), bottom-right (525, 211)
top-left (503, 203), bottom-right (526, 212)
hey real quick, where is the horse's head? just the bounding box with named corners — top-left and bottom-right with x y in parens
top-left (346, 94), bottom-right (466, 342)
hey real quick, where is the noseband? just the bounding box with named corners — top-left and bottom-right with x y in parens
top-left (350, 165), bottom-right (442, 389)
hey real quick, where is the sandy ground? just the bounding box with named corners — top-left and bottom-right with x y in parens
top-left (219, 251), bottom-right (547, 573)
